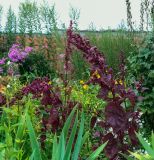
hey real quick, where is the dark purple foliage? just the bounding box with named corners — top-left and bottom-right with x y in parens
top-left (0, 93), bottom-right (6, 106)
top-left (66, 21), bottom-right (140, 159)
top-left (9, 77), bottom-right (79, 147)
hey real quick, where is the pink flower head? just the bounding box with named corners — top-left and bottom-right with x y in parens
top-left (0, 58), bottom-right (6, 65)
top-left (8, 44), bottom-right (31, 63)
top-left (25, 46), bottom-right (33, 53)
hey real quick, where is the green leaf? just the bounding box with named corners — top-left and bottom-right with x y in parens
top-left (121, 153), bottom-right (134, 160)
top-left (62, 106), bottom-right (77, 140)
top-left (14, 114), bottom-right (26, 149)
top-left (151, 132), bottom-right (154, 150)
top-left (64, 112), bottom-right (78, 160)
top-left (58, 132), bottom-right (65, 160)
top-left (81, 131), bottom-right (89, 149)
top-left (26, 113), bottom-right (42, 160)
top-left (148, 70), bottom-right (154, 78)
top-left (136, 132), bottom-right (154, 158)
top-left (86, 141), bottom-right (107, 160)
top-left (72, 111), bottom-right (84, 160)
top-left (0, 150), bottom-right (5, 160)
top-left (52, 135), bottom-right (58, 160)
top-left (30, 150), bottom-right (35, 160)
top-left (130, 152), bottom-right (146, 160)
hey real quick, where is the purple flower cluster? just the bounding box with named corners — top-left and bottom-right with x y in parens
top-left (0, 58), bottom-right (6, 65)
top-left (8, 44), bottom-right (33, 63)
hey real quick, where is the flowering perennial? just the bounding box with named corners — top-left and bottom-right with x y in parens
top-left (8, 44), bottom-right (33, 62)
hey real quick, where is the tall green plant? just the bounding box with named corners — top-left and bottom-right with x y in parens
top-left (18, 0), bottom-right (41, 46)
top-left (26, 107), bottom-right (107, 160)
top-left (144, 0), bottom-right (150, 31)
top-left (140, 0), bottom-right (145, 31)
top-left (69, 6), bottom-right (80, 31)
top-left (128, 33), bottom-right (154, 136)
top-left (125, 0), bottom-right (134, 32)
top-left (151, 0), bottom-right (154, 31)
top-left (0, 5), bottom-right (3, 33)
top-left (40, 1), bottom-right (57, 34)
top-left (5, 6), bottom-right (17, 49)
top-left (124, 132), bottom-right (154, 160)
top-left (0, 5), bottom-right (4, 54)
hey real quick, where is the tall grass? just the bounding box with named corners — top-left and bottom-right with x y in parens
top-left (84, 30), bottom-right (134, 72)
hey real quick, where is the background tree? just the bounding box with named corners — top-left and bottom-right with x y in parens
top-left (5, 6), bottom-right (17, 49)
top-left (18, 0), bottom-right (41, 46)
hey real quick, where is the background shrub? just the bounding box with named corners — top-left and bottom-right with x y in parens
top-left (19, 52), bottom-right (56, 82)
top-left (127, 33), bottom-right (154, 136)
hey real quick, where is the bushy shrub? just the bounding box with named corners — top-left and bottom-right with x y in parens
top-left (19, 52), bottom-right (56, 82)
top-left (127, 33), bottom-right (154, 135)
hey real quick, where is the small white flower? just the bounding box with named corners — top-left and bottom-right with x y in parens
top-left (139, 112), bottom-right (143, 116)
top-left (114, 134), bottom-right (118, 138)
top-left (97, 118), bottom-right (101, 122)
top-left (108, 127), bottom-right (113, 132)
top-left (7, 61), bottom-right (11, 65)
top-left (7, 84), bottom-right (10, 88)
top-left (128, 117), bottom-right (133, 122)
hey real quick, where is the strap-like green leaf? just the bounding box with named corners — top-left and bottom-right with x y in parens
top-left (58, 132), bottom-right (65, 160)
top-left (72, 111), bottom-right (84, 160)
top-left (151, 131), bottom-right (154, 150)
top-left (62, 106), bottom-right (77, 140)
top-left (52, 135), bottom-right (58, 160)
top-left (26, 113), bottom-right (42, 160)
top-left (136, 132), bottom-right (154, 158)
top-left (14, 114), bottom-right (26, 149)
top-left (86, 141), bottom-right (107, 160)
top-left (64, 112), bottom-right (78, 160)
top-left (81, 131), bottom-right (89, 149)
top-left (121, 153), bottom-right (134, 160)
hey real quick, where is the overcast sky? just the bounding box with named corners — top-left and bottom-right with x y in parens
top-left (0, 0), bottom-right (141, 30)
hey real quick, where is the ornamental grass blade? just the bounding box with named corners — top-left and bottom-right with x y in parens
top-left (81, 131), bottom-right (89, 149)
top-left (26, 113), bottom-right (42, 160)
top-left (121, 153), bottom-right (134, 160)
top-left (136, 132), bottom-right (154, 158)
top-left (30, 150), bottom-right (35, 160)
top-left (129, 152), bottom-right (146, 160)
top-left (86, 141), bottom-right (107, 160)
top-left (52, 135), bottom-right (58, 160)
top-left (62, 106), bottom-right (77, 140)
top-left (58, 132), bottom-right (65, 160)
top-left (15, 114), bottom-right (26, 149)
top-left (151, 132), bottom-right (154, 150)
top-left (64, 112), bottom-right (78, 160)
top-left (72, 111), bottom-right (84, 160)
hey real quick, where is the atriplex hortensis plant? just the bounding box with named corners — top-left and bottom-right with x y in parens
top-left (67, 21), bottom-right (140, 159)
top-left (8, 77), bottom-right (81, 148)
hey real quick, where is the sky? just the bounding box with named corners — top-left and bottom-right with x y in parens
top-left (0, 0), bottom-right (141, 30)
